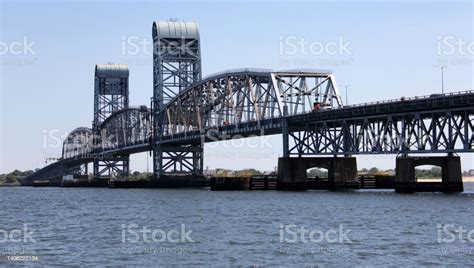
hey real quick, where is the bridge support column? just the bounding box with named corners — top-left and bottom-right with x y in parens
top-left (93, 155), bottom-right (129, 181)
top-left (278, 157), bottom-right (358, 190)
top-left (151, 20), bottom-right (203, 187)
top-left (395, 156), bottom-right (463, 193)
top-left (152, 144), bottom-right (205, 187)
top-left (68, 163), bottom-right (88, 176)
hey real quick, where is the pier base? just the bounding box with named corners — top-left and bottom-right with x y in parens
top-left (278, 157), bottom-right (358, 190)
top-left (210, 177), bottom-right (250, 191)
top-left (109, 175), bottom-right (208, 188)
top-left (395, 156), bottom-right (463, 193)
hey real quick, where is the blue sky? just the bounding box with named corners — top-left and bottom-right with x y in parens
top-left (1, 0), bottom-right (473, 173)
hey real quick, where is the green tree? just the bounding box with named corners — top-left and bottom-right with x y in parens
top-left (307, 168), bottom-right (328, 178)
top-left (369, 167), bottom-right (379, 175)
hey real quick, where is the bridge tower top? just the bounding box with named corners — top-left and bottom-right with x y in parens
top-left (152, 20), bottom-right (201, 109)
top-left (93, 63), bottom-right (130, 132)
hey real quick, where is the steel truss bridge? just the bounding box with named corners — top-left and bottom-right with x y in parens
top-left (23, 21), bottom-right (474, 185)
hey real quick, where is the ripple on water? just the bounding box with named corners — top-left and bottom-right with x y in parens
top-left (0, 185), bottom-right (474, 266)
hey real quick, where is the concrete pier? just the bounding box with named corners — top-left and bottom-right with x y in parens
top-left (109, 175), bottom-right (208, 188)
top-left (210, 177), bottom-right (250, 191)
top-left (395, 156), bottom-right (463, 193)
top-left (278, 157), bottom-right (358, 190)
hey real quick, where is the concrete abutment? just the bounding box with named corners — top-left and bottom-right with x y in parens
top-left (395, 155), bottom-right (463, 193)
top-left (278, 157), bottom-right (358, 190)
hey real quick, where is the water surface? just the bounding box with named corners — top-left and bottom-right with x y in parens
top-left (1, 183), bottom-right (473, 266)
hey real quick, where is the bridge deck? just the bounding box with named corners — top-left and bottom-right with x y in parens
top-left (24, 91), bottom-right (474, 185)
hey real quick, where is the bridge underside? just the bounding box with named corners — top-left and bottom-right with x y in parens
top-left (285, 108), bottom-right (474, 156)
top-left (278, 156), bottom-right (358, 190)
top-left (23, 89), bottom-right (474, 187)
top-left (153, 144), bottom-right (203, 177)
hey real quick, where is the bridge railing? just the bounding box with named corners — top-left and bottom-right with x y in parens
top-left (346, 90), bottom-right (473, 108)
top-left (57, 75), bottom-right (472, 161)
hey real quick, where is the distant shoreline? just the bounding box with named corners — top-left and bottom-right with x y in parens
top-left (1, 177), bottom-right (474, 187)
top-left (463, 177), bottom-right (474, 182)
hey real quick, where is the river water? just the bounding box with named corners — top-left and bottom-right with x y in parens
top-left (0, 183), bottom-right (473, 266)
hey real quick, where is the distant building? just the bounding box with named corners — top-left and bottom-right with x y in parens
top-left (263, 171), bottom-right (277, 176)
top-left (468, 169), bottom-right (474, 176)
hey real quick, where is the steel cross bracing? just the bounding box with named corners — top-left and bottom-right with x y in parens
top-left (152, 21), bottom-right (203, 177)
top-left (93, 65), bottom-right (129, 129)
top-left (283, 91), bottom-right (474, 156)
top-left (62, 127), bottom-right (93, 159)
top-left (157, 69), bottom-right (342, 137)
top-left (59, 86), bottom-right (473, 157)
top-left (98, 107), bottom-right (151, 151)
top-left (22, 20), bottom-right (474, 185)
top-left (93, 64), bottom-right (130, 180)
top-left (23, 89), bottom-right (474, 185)
top-left (287, 108), bottom-right (474, 156)
top-left (61, 127), bottom-right (93, 176)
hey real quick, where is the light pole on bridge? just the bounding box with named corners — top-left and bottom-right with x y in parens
top-left (341, 84), bottom-right (350, 105)
top-left (433, 65), bottom-right (447, 94)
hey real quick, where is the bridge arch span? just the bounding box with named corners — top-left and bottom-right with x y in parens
top-left (158, 69), bottom-right (343, 137)
top-left (98, 106), bottom-right (151, 151)
top-left (62, 127), bottom-right (93, 159)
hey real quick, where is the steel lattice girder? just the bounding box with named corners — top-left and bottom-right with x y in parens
top-left (93, 64), bottom-right (129, 130)
top-left (25, 90), bottom-right (474, 184)
top-left (286, 108), bottom-right (474, 155)
top-left (67, 163), bottom-right (88, 176)
top-left (62, 127), bottom-right (93, 159)
top-left (157, 69), bottom-right (342, 137)
top-left (93, 64), bottom-right (130, 179)
top-left (152, 21), bottom-right (203, 176)
top-left (98, 106), bottom-right (151, 151)
top-left (152, 21), bottom-right (201, 108)
top-left (94, 156), bottom-right (130, 180)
